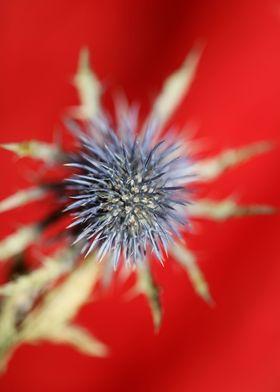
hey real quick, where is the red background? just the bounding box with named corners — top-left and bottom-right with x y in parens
top-left (0, 1), bottom-right (280, 391)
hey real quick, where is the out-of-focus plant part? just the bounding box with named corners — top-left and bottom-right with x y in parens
top-left (194, 141), bottom-right (274, 182)
top-left (127, 263), bottom-right (162, 331)
top-left (0, 141), bottom-right (62, 163)
top-left (0, 187), bottom-right (46, 214)
top-left (0, 248), bottom-right (76, 296)
top-left (0, 225), bottom-right (39, 260)
top-left (71, 47), bottom-right (102, 119)
top-left (171, 241), bottom-right (213, 305)
top-left (0, 46), bottom-right (275, 372)
top-left (149, 43), bottom-right (203, 133)
top-left (0, 250), bottom-right (107, 373)
top-left (188, 198), bottom-right (276, 221)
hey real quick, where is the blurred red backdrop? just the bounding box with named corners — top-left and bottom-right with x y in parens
top-left (0, 0), bottom-right (280, 391)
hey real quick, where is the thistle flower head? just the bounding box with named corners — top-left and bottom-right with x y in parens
top-left (65, 115), bottom-right (192, 267)
top-left (0, 46), bottom-right (275, 371)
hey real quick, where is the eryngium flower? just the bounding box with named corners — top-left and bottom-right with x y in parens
top-left (0, 47), bottom-right (275, 350)
top-left (65, 117), bottom-right (192, 267)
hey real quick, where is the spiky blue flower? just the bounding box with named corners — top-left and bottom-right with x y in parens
top-left (65, 114), bottom-right (193, 268)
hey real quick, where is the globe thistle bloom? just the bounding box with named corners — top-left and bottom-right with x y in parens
top-left (65, 115), bottom-right (193, 267)
top-left (0, 47), bottom-right (275, 369)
